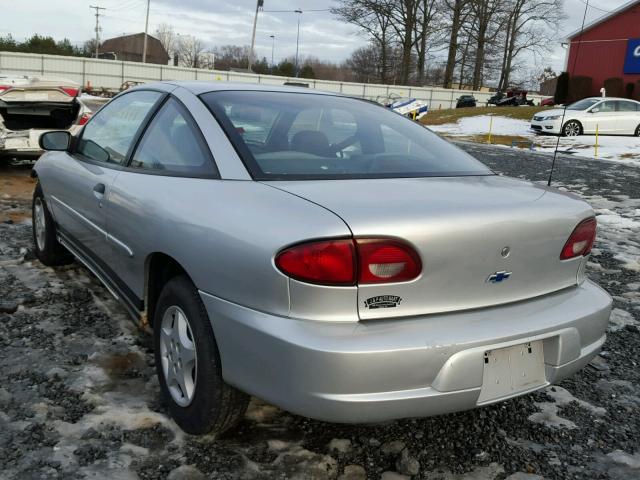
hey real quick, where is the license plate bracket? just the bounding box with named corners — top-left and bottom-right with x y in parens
top-left (477, 340), bottom-right (546, 405)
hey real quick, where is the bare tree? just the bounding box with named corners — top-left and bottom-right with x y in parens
top-left (177, 35), bottom-right (206, 68)
top-left (332, 0), bottom-right (397, 83)
top-left (469, 0), bottom-right (505, 90)
top-left (442, 0), bottom-right (470, 88)
top-left (155, 23), bottom-right (176, 61)
top-left (213, 45), bottom-right (250, 70)
top-left (413, 0), bottom-right (442, 85)
top-left (496, 0), bottom-right (563, 91)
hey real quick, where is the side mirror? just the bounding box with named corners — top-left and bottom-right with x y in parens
top-left (590, 108), bottom-right (600, 114)
top-left (39, 131), bottom-right (71, 151)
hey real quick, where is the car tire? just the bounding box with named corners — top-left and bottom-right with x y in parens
top-left (635, 124), bottom-right (640, 137)
top-left (32, 184), bottom-right (73, 266)
top-left (153, 275), bottom-right (249, 435)
top-left (562, 121), bottom-right (582, 137)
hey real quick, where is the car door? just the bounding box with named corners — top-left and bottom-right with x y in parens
top-left (583, 100), bottom-right (618, 134)
top-left (614, 100), bottom-right (640, 134)
top-left (105, 96), bottom-right (218, 303)
top-left (45, 90), bottom-right (163, 269)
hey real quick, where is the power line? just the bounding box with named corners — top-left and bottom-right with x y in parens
top-left (575, 0), bottom-right (613, 13)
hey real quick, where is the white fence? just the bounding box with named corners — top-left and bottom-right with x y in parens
top-left (0, 51), bottom-right (544, 109)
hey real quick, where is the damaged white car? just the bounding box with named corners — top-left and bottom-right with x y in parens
top-left (0, 75), bottom-right (98, 159)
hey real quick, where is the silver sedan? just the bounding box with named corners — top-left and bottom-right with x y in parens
top-left (32, 82), bottom-right (612, 435)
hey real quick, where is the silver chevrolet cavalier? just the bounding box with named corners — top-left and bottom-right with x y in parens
top-left (31, 82), bottom-right (612, 435)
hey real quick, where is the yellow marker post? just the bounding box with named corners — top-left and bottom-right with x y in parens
top-left (412, 110), bottom-right (417, 121)
top-left (487, 115), bottom-right (494, 144)
top-left (595, 124), bottom-right (599, 158)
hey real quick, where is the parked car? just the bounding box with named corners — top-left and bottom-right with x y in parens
top-left (495, 88), bottom-right (535, 107)
top-left (540, 97), bottom-right (555, 107)
top-left (531, 97), bottom-right (640, 136)
top-left (456, 94), bottom-right (477, 108)
top-left (487, 92), bottom-right (505, 105)
top-left (0, 75), bottom-right (100, 159)
top-left (32, 82), bottom-right (612, 435)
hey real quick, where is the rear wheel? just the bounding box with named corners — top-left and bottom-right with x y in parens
top-left (635, 124), bottom-right (640, 137)
top-left (153, 275), bottom-right (249, 435)
top-left (32, 184), bottom-right (73, 266)
top-left (562, 121), bottom-right (582, 137)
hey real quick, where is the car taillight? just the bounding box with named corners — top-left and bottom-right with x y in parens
top-left (275, 239), bottom-right (356, 286)
top-left (0, 85), bottom-right (10, 92)
top-left (61, 87), bottom-right (79, 97)
top-left (357, 239), bottom-right (422, 284)
top-left (275, 238), bottom-right (422, 286)
top-left (560, 217), bottom-right (596, 260)
top-left (78, 112), bottom-right (91, 125)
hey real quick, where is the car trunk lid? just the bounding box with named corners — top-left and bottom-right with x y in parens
top-left (267, 175), bottom-right (593, 319)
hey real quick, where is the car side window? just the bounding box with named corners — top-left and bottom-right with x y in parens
top-left (129, 97), bottom-right (216, 176)
top-left (616, 101), bottom-right (639, 112)
top-left (77, 90), bottom-right (162, 165)
top-left (597, 101), bottom-right (616, 113)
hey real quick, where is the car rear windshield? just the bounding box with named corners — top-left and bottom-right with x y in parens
top-left (200, 91), bottom-right (492, 180)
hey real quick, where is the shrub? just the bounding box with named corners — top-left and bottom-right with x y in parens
top-left (625, 83), bottom-right (635, 99)
top-left (554, 72), bottom-right (570, 105)
top-left (603, 77), bottom-right (624, 97)
top-left (568, 76), bottom-right (592, 103)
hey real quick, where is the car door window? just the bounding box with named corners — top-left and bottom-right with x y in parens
top-left (616, 101), bottom-right (639, 112)
top-left (596, 101), bottom-right (616, 113)
top-left (77, 90), bottom-right (162, 165)
top-left (130, 97), bottom-right (216, 176)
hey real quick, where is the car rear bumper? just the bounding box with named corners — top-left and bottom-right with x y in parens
top-left (200, 280), bottom-right (611, 423)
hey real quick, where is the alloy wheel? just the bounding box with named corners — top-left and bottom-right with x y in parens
top-left (34, 197), bottom-right (46, 251)
top-left (564, 122), bottom-right (580, 137)
top-left (159, 305), bottom-right (198, 407)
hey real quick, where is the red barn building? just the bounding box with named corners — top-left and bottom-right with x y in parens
top-left (565, 0), bottom-right (640, 96)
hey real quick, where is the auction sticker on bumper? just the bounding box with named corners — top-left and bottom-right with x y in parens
top-left (477, 341), bottom-right (546, 404)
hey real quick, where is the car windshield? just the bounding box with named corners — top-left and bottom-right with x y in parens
top-left (201, 91), bottom-right (491, 180)
top-left (566, 98), bottom-right (600, 110)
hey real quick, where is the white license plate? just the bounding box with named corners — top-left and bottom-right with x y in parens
top-left (477, 340), bottom-right (546, 404)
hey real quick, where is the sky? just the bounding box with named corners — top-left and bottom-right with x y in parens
top-left (0, 0), bottom-right (634, 74)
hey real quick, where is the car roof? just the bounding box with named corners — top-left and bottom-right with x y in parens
top-left (146, 80), bottom-right (338, 96)
top-left (584, 97), bottom-right (640, 102)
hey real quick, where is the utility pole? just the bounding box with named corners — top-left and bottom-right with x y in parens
top-left (270, 35), bottom-right (275, 69)
top-left (90, 5), bottom-right (106, 59)
top-left (294, 9), bottom-right (302, 77)
top-left (248, 0), bottom-right (264, 72)
top-left (142, 0), bottom-right (150, 63)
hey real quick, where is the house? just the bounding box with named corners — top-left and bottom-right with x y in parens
top-left (99, 33), bottom-right (169, 65)
top-left (565, 0), bottom-right (640, 96)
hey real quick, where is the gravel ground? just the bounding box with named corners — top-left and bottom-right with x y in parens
top-left (0, 145), bottom-right (639, 480)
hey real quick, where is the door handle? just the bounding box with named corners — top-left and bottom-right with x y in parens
top-left (93, 183), bottom-right (106, 206)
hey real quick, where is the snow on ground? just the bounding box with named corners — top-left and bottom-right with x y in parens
top-left (429, 115), bottom-right (640, 167)
top-left (429, 115), bottom-right (532, 137)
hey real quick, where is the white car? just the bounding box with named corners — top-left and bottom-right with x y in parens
top-left (0, 75), bottom-right (106, 159)
top-left (531, 97), bottom-right (640, 137)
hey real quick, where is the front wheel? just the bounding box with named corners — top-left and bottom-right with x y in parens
top-left (562, 121), bottom-right (582, 137)
top-left (635, 124), bottom-right (640, 137)
top-left (153, 275), bottom-right (249, 435)
top-left (32, 184), bottom-right (73, 266)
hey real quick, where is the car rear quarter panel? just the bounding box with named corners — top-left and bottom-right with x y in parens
top-left (105, 175), bottom-right (352, 318)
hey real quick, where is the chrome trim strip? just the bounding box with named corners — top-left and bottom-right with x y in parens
top-left (107, 233), bottom-right (134, 258)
